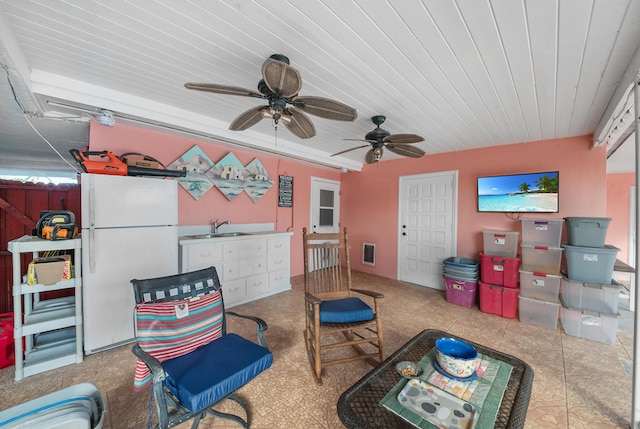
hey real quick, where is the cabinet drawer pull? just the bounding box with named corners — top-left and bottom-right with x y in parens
top-left (200, 251), bottom-right (211, 257)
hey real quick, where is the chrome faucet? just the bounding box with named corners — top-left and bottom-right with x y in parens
top-left (212, 219), bottom-right (231, 234)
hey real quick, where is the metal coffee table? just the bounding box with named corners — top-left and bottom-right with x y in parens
top-left (337, 329), bottom-right (534, 428)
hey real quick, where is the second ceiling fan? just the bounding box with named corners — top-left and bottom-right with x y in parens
top-left (184, 54), bottom-right (357, 139)
top-left (333, 115), bottom-right (426, 163)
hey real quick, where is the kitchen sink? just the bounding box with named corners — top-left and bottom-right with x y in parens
top-left (185, 232), bottom-right (250, 239)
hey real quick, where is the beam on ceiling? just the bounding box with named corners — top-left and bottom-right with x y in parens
top-left (593, 46), bottom-right (640, 148)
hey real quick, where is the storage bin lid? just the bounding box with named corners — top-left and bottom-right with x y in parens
top-left (442, 257), bottom-right (479, 267)
top-left (560, 243), bottom-right (620, 253)
top-left (482, 230), bottom-right (519, 235)
top-left (560, 272), bottom-right (623, 289)
top-left (521, 218), bottom-right (564, 224)
top-left (518, 295), bottom-right (560, 305)
top-left (564, 217), bottom-right (611, 225)
top-left (558, 295), bottom-right (620, 317)
top-left (480, 253), bottom-right (521, 261)
top-left (519, 269), bottom-right (561, 279)
top-left (520, 243), bottom-right (563, 251)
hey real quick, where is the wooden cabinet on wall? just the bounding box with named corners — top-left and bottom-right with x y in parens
top-left (179, 232), bottom-right (293, 307)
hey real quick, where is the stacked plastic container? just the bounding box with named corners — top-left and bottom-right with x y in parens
top-left (518, 219), bottom-right (564, 329)
top-left (442, 257), bottom-right (480, 308)
top-left (478, 230), bottom-right (520, 318)
top-left (0, 312), bottom-right (15, 370)
top-left (560, 217), bottom-right (621, 344)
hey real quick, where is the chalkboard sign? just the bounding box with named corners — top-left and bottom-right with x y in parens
top-left (278, 175), bottom-right (293, 207)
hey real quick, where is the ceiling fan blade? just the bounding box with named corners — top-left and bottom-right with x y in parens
top-left (331, 144), bottom-right (371, 157)
top-left (383, 133), bottom-right (425, 144)
top-left (283, 107), bottom-right (316, 139)
top-left (292, 96), bottom-right (357, 121)
top-left (184, 83), bottom-right (264, 98)
top-left (262, 58), bottom-right (302, 98)
top-left (364, 148), bottom-right (381, 164)
top-left (229, 106), bottom-right (265, 131)
top-left (386, 143), bottom-right (426, 158)
top-left (343, 138), bottom-right (376, 143)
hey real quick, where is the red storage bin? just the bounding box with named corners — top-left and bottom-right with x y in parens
top-left (480, 253), bottom-right (520, 288)
top-left (479, 281), bottom-right (519, 319)
top-left (443, 277), bottom-right (477, 308)
top-left (0, 313), bottom-right (15, 369)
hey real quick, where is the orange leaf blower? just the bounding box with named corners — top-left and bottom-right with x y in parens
top-left (70, 149), bottom-right (186, 178)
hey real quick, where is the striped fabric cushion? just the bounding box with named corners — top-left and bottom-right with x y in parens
top-left (133, 291), bottom-right (223, 391)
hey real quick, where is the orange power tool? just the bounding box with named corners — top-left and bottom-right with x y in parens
top-left (70, 149), bottom-right (186, 178)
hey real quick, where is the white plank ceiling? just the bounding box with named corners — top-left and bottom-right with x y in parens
top-left (1, 0), bottom-right (639, 176)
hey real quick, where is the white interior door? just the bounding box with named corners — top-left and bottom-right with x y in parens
top-left (398, 171), bottom-right (457, 289)
top-left (310, 177), bottom-right (340, 234)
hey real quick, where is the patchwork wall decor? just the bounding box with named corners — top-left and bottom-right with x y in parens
top-left (168, 145), bottom-right (215, 200)
top-left (205, 152), bottom-right (246, 201)
top-left (243, 158), bottom-right (274, 203)
top-left (170, 147), bottom-right (274, 202)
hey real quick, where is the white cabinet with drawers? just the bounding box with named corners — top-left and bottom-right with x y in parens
top-left (179, 232), bottom-right (292, 307)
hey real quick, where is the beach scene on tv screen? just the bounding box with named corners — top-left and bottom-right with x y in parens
top-left (478, 172), bottom-right (559, 212)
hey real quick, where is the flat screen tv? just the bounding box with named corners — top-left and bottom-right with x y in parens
top-left (477, 171), bottom-right (559, 213)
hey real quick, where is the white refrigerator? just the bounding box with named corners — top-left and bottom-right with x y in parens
top-left (81, 173), bottom-right (179, 354)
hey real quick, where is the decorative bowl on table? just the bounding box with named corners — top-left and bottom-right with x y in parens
top-left (434, 337), bottom-right (479, 379)
top-left (395, 361), bottom-right (424, 378)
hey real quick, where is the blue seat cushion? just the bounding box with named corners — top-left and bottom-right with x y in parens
top-left (319, 297), bottom-right (374, 323)
top-left (162, 333), bottom-right (273, 412)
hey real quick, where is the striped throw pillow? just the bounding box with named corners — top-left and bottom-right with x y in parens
top-left (133, 291), bottom-right (223, 391)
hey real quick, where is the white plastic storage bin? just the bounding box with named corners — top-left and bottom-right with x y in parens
top-left (518, 295), bottom-right (560, 329)
top-left (521, 218), bottom-right (564, 247)
top-left (519, 270), bottom-right (561, 301)
top-left (560, 274), bottom-right (622, 314)
top-left (520, 245), bottom-right (563, 275)
top-left (564, 217), bottom-right (611, 247)
top-left (482, 230), bottom-right (519, 257)
top-left (562, 243), bottom-right (619, 284)
top-left (0, 382), bottom-right (105, 428)
top-left (559, 296), bottom-right (619, 344)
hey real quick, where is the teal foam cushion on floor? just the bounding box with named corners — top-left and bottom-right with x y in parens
top-left (162, 333), bottom-right (272, 412)
top-left (319, 297), bottom-right (374, 323)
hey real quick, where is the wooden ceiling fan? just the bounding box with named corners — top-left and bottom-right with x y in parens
top-left (184, 54), bottom-right (357, 139)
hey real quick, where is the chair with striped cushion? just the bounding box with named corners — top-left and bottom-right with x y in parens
top-left (131, 266), bottom-right (272, 429)
top-left (303, 227), bottom-right (384, 384)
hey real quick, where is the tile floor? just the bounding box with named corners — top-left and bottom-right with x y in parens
top-left (0, 271), bottom-right (634, 428)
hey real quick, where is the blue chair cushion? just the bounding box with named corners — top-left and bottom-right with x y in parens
top-left (319, 297), bottom-right (374, 323)
top-left (162, 333), bottom-right (273, 412)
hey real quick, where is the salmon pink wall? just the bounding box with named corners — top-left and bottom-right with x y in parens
top-left (342, 136), bottom-right (607, 280)
top-left (607, 172), bottom-right (635, 264)
top-left (88, 122), bottom-right (340, 276)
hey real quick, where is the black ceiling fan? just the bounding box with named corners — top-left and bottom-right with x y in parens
top-left (184, 54), bottom-right (357, 139)
top-left (333, 115), bottom-right (425, 163)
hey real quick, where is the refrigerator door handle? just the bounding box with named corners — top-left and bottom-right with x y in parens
top-left (89, 227), bottom-right (96, 273)
top-left (88, 175), bottom-right (97, 273)
top-left (89, 176), bottom-right (96, 228)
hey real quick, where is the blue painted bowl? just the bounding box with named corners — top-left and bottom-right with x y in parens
top-left (435, 337), bottom-right (479, 379)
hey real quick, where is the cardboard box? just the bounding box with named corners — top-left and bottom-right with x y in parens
top-left (124, 158), bottom-right (160, 169)
top-left (28, 256), bottom-right (71, 286)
